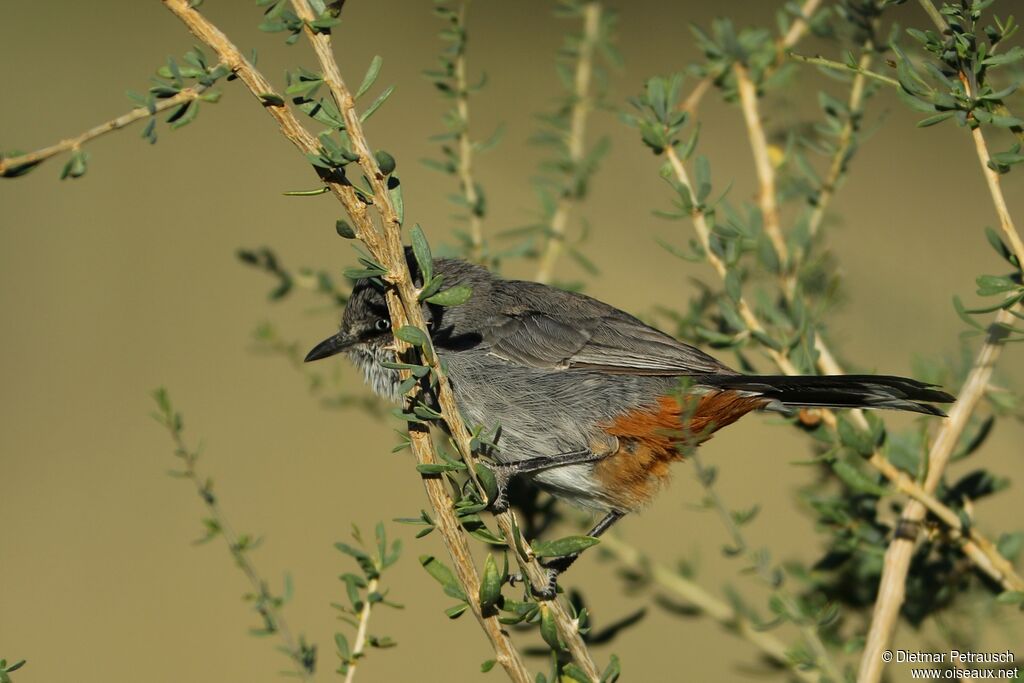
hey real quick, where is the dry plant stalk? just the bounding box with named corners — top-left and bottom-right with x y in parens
top-left (162, 1), bottom-right (602, 679)
top-left (158, 1), bottom-right (532, 679)
top-left (344, 575), bottom-right (379, 683)
top-left (535, 0), bottom-right (602, 284)
top-left (289, 0), bottom-right (601, 675)
top-left (857, 6), bottom-right (1024, 675)
top-left (0, 79), bottom-right (215, 176)
top-left (858, 307), bottom-right (1018, 683)
top-left (734, 63), bottom-right (788, 267)
top-left (665, 140), bottom-right (1024, 594)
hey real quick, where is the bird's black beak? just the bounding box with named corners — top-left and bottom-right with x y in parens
top-left (304, 332), bottom-right (356, 362)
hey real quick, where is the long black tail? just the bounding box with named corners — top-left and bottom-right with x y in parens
top-left (700, 374), bottom-right (955, 417)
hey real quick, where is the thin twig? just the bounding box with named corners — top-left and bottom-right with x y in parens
top-left (0, 81), bottom-right (214, 177)
top-left (344, 576), bottom-right (379, 683)
top-left (734, 63), bottom-right (788, 269)
top-left (453, 0), bottom-right (485, 262)
top-left (692, 453), bottom-right (844, 681)
top-left (535, 0), bottom-right (601, 284)
top-left (155, 398), bottom-right (312, 680)
top-left (159, 2), bottom-right (534, 679)
top-left (682, 0), bottom-right (822, 116)
top-left (598, 534), bottom-right (818, 683)
top-left (787, 47), bottom-right (875, 298)
top-left (788, 53), bottom-right (899, 88)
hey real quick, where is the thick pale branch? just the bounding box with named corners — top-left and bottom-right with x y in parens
top-left (857, 34), bottom-right (1024, 681)
top-left (0, 81), bottom-right (213, 177)
top-left (858, 306), bottom-right (1018, 683)
top-left (160, 1), bottom-right (532, 679)
top-left (535, 0), bottom-right (601, 284)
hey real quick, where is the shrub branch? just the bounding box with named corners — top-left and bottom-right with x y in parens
top-left (682, 0), bottom-right (822, 115)
top-left (160, 1), bottom-right (534, 679)
top-left (664, 144), bottom-right (1024, 594)
top-left (0, 80), bottom-right (215, 177)
top-left (857, 5), bottom-right (1024, 678)
top-left (734, 63), bottom-right (788, 269)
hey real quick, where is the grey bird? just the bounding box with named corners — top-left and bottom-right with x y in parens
top-left (305, 256), bottom-right (954, 590)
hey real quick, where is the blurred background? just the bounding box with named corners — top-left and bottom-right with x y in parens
top-left (2, 1), bottom-right (1022, 681)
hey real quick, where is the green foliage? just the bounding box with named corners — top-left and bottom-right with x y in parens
top-left (333, 524), bottom-right (403, 676)
top-left (0, 660), bottom-right (26, 683)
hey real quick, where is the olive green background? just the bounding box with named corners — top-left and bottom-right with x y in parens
top-left (2, 1), bottom-right (1022, 681)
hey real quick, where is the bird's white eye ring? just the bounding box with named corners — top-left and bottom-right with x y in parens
top-left (374, 318), bottom-right (390, 331)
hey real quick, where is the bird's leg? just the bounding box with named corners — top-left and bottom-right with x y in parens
top-left (487, 448), bottom-right (604, 513)
top-left (530, 510), bottom-right (626, 600)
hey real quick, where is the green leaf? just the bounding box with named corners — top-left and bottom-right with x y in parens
top-left (356, 55), bottom-right (383, 99)
top-left (563, 664), bottom-right (591, 683)
top-left (388, 175), bottom-right (404, 225)
top-left (360, 84), bottom-right (395, 122)
top-left (410, 224), bottom-right (433, 283)
top-left (375, 150), bottom-right (396, 175)
top-left (394, 325), bottom-right (429, 347)
top-left (917, 111), bottom-right (955, 127)
top-left (258, 92), bottom-right (285, 106)
top-left (530, 535), bottom-right (600, 558)
top-left (601, 655), bottom-right (622, 683)
top-left (995, 590), bottom-right (1024, 605)
top-left (420, 555), bottom-right (467, 600)
top-left (481, 659), bottom-right (496, 673)
top-left (478, 554), bottom-right (502, 612)
top-left (415, 462), bottom-right (465, 474)
top-left (425, 284), bottom-right (472, 306)
top-left (539, 605), bottom-right (561, 650)
top-left (475, 464), bottom-right (498, 504)
top-left (336, 219), bottom-right (356, 239)
top-left (418, 275), bottom-right (445, 301)
top-left (60, 150), bottom-right (88, 180)
top-left (831, 460), bottom-right (887, 496)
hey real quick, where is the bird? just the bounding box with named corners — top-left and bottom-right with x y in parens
top-left (304, 256), bottom-right (954, 592)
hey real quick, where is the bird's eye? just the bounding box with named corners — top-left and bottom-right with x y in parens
top-left (374, 318), bottom-right (390, 332)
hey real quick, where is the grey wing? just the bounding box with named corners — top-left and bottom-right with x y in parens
top-left (482, 309), bottom-right (735, 376)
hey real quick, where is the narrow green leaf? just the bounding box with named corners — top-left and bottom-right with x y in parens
top-left (425, 284), bottom-right (472, 306)
top-left (478, 554), bottom-right (501, 612)
top-left (410, 224), bottom-right (433, 283)
top-left (360, 84), bottom-right (395, 122)
top-left (356, 55), bottom-right (383, 99)
top-left (530, 535), bottom-right (599, 558)
top-left (394, 325), bottom-right (429, 347)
